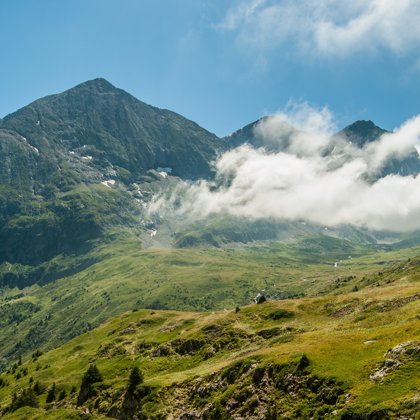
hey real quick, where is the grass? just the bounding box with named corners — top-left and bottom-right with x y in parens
top-left (1, 234), bottom-right (419, 368)
top-left (0, 256), bottom-right (418, 417)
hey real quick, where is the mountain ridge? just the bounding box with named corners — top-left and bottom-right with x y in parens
top-left (0, 78), bottom-right (225, 185)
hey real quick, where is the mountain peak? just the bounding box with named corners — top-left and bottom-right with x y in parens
top-left (338, 119), bottom-right (387, 147)
top-left (71, 78), bottom-right (118, 93)
top-left (346, 119), bottom-right (379, 131)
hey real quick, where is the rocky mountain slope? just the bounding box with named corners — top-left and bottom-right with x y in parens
top-left (0, 78), bottom-right (225, 270)
top-left (0, 78), bottom-right (224, 188)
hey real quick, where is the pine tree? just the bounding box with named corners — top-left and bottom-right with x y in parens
top-left (58, 389), bottom-right (67, 401)
top-left (127, 366), bottom-right (143, 394)
top-left (33, 381), bottom-right (43, 395)
top-left (46, 382), bottom-right (56, 403)
top-left (77, 364), bottom-right (103, 405)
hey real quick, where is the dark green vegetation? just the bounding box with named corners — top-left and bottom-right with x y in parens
top-left (0, 79), bottom-right (419, 418)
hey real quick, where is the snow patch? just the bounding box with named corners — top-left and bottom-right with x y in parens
top-left (81, 155), bottom-right (93, 161)
top-left (149, 229), bottom-right (157, 237)
top-left (101, 179), bottom-right (116, 188)
top-left (158, 171), bottom-right (168, 179)
top-left (19, 135), bottom-right (39, 154)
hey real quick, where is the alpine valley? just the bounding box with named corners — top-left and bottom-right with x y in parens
top-left (0, 79), bottom-right (418, 419)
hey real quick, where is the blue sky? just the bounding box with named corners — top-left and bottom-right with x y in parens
top-left (1, 0), bottom-right (420, 136)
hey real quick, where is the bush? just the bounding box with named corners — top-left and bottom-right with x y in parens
top-left (268, 309), bottom-right (294, 320)
top-left (296, 354), bottom-right (310, 372)
top-left (221, 359), bottom-right (252, 384)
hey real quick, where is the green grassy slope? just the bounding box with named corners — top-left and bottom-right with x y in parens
top-left (1, 235), bottom-right (417, 367)
top-left (0, 257), bottom-right (418, 419)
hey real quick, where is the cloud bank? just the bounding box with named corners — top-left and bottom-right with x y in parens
top-left (216, 0), bottom-right (420, 58)
top-left (150, 105), bottom-right (420, 232)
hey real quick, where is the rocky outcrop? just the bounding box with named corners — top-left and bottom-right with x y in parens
top-left (370, 341), bottom-right (420, 382)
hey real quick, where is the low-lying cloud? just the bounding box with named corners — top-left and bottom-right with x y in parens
top-left (150, 104), bottom-right (420, 232)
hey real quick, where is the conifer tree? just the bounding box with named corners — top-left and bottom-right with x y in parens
top-left (46, 382), bottom-right (56, 403)
top-left (127, 366), bottom-right (143, 394)
top-left (77, 364), bottom-right (103, 405)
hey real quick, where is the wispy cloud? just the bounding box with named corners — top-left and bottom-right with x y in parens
top-left (216, 0), bottom-right (266, 31)
top-left (150, 104), bottom-right (420, 232)
top-left (216, 0), bottom-right (420, 58)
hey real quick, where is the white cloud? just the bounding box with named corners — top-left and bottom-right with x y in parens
top-left (150, 105), bottom-right (420, 232)
top-left (365, 116), bottom-right (420, 172)
top-left (216, 0), bottom-right (266, 31)
top-left (253, 101), bottom-right (336, 156)
top-left (216, 0), bottom-right (420, 58)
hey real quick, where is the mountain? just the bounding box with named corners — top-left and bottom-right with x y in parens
top-left (0, 78), bottom-right (224, 192)
top-left (336, 119), bottom-right (388, 147)
top-left (226, 118), bottom-right (420, 177)
top-left (0, 81), bottom-right (417, 272)
top-left (0, 79), bottom-right (226, 269)
top-left (224, 118), bottom-right (267, 149)
top-left (226, 118), bottom-right (389, 151)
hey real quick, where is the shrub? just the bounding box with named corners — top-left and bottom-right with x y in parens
top-left (221, 359), bottom-right (252, 384)
top-left (296, 354), bottom-right (310, 372)
top-left (268, 309), bottom-right (294, 320)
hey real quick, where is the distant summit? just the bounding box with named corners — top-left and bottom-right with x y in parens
top-left (337, 120), bottom-right (388, 147)
top-left (224, 118), bottom-right (267, 149)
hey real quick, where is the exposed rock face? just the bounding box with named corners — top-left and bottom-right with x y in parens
top-left (162, 358), bottom-right (346, 419)
top-left (370, 341), bottom-right (420, 382)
